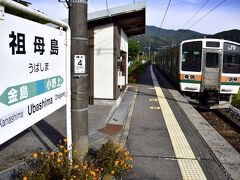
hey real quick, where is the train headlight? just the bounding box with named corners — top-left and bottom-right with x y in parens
top-left (190, 75), bottom-right (195, 80)
top-left (227, 77), bottom-right (238, 82)
top-left (184, 75), bottom-right (189, 79)
top-left (228, 77), bottom-right (233, 82)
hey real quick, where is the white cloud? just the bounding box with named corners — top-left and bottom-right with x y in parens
top-left (183, 0), bottom-right (199, 4)
top-left (30, 1), bottom-right (68, 20)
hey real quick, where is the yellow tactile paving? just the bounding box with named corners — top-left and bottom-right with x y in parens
top-left (150, 66), bottom-right (207, 180)
top-left (178, 159), bottom-right (207, 180)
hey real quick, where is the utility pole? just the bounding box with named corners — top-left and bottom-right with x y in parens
top-left (153, 51), bottom-right (156, 64)
top-left (69, 0), bottom-right (88, 158)
top-left (144, 43), bottom-right (151, 62)
top-left (148, 42), bottom-right (151, 62)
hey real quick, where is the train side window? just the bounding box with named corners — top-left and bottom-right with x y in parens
top-left (206, 53), bottom-right (218, 68)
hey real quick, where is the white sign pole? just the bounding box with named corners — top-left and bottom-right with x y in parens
top-left (65, 27), bottom-right (72, 154)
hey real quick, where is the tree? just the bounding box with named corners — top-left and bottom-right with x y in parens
top-left (128, 40), bottom-right (140, 62)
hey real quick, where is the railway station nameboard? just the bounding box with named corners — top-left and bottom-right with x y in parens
top-left (0, 13), bottom-right (67, 145)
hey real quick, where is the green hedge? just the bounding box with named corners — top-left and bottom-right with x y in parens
top-left (128, 61), bottom-right (145, 83)
top-left (232, 89), bottom-right (240, 109)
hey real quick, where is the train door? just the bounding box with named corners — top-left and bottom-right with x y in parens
top-left (202, 49), bottom-right (222, 90)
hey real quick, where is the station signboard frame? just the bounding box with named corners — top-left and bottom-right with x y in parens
top-left (0, 8), bottom-right (71, 146)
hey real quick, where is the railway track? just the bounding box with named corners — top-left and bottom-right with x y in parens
top-left (196, 106), bottom-right (240, 153)
top-left (218, 105), bottom-right (240, 129)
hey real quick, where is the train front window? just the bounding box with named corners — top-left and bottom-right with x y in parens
top-left (182, 41), bottom-right (202, 72)
top-left (223, 43), bottom-right (240, 74)
top-left (223, 53), bottom-right (240, 73)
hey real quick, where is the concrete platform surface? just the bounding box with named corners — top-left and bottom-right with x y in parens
top-left (0, 87), bottom-right (135, 179)
top-left (0, 64), bottom-right (239, 180)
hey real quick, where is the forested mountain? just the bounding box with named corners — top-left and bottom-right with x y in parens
top-left (208, 29), bottom-right (240, 43)
top-left (131, 26), bottom-right (240, 53)
top-left (130, 26), bottom-right (205, 52)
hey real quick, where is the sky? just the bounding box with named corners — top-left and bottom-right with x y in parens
top-left (27, 0), bottom-right (240, 34)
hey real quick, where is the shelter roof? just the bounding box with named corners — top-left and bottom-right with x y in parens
top-left (88, 1), bottom-right (145, 36)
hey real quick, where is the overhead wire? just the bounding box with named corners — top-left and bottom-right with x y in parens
top-left (154, 0), bottom-right (172, 40)
top-left (188, 0), bottom-right (227, 29)
top-left (151, 0), bottom-right (172, 48)
top-left (106, 0), bottom-right (111, 17)
top-left (181, 0), bottom-right (210, 29)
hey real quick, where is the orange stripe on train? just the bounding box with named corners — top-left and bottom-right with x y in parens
top-left (221, 76), bottom-right (240, 83)
top-left (179, 74), bottom-right (202, 81)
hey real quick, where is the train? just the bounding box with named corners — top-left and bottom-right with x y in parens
top-left (155, 38), bottom-right (240, 108)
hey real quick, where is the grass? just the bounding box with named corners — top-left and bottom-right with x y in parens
top-left (10, 140), bottom-right (133, 180)
top-left (231, 89), bottom-right (240, 109)
top-left (128, 61), bottom-right (145, 84)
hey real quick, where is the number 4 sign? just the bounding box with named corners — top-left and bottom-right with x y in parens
top-left (74, 55), bottom-right (86, 73)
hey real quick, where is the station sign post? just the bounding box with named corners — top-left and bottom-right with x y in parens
top-left (0, 10), bottom-right (69, 145)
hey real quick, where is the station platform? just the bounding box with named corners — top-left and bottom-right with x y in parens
top-left (0, 64), bottom-right (239, 179)
top-left (123, 64), bottom-right (239, 179)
